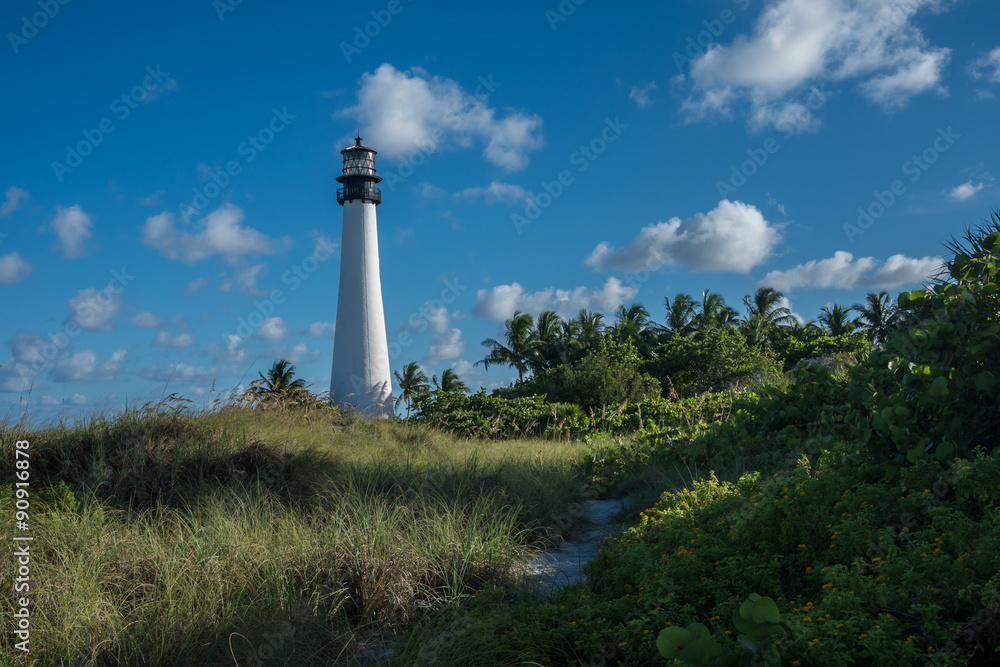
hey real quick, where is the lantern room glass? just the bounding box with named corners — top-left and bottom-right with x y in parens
top-left (343, 150), bottom-right (376, 177)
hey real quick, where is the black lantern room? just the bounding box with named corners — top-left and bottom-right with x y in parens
top-left (336, 135), bottom-right (382, 206)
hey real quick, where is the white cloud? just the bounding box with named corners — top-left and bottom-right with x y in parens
top-left (131, 311), bottom-right (162, 329)
top-left (40, 393), bottom-right (88, 407)
top-left (760, 251), bottom-right (944, 292)
top-left (426, 328), bottom-right (464, 364)
top-left (261, 342), bottom-right (319, 364)
top-left (218, 263), bottom-right (268, 294)
top-left (141, 363), bottom-right (224, 382)
top-left (51, 348), bottom-right (128, 383)
top-left (3, 332), bottom-right (128, 387)
top-left (585, 200), bottom-right (780, 274)
top-left (306, 321), bottom-right (336, 338)
top-left (629, 82), bottom-right (658, 108)
top-left (969, 47), bottom-right (1000, 84)
top-left (208, 334), bottom-right (247, 364)
top-left (946, 180), bottom-right (985, 201)
top-left (418, 182), bottom-right (446, 198)
top-left (50, 205), bottom-right (94, 258)
top-left (256, 317), bottom-right (288, 341)
top-left (456, 181), bottom-right (532, 205)
top-left (421, 304), bottom-right (464, 364)
top-left (67, 287), bottom-right (124, 331)
top-left (680, 0), bottom-right (951, 130)
top-left (0, 186), bottom-right (28, 217)
top-left (449, 359), bottom-right (477, 379)
top-left (473, 277), bottom-right (638, 322)
top-left (153, 332), bottom-right (196, 348)
top-left (141, 204), bottom-right (289, 264)
top-left (0, 252), bottom-right (33, 285)
top-left (339, 64), bottom-right (544, 171)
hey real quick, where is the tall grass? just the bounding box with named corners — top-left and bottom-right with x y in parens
top-left (0, 402), bottom-right (590, 665)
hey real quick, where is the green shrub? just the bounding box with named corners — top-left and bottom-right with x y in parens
top-left (647, 328), bottom-right (782, 397)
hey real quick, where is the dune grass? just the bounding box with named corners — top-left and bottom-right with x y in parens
top-left (0, 402), bottom-right (594, 665)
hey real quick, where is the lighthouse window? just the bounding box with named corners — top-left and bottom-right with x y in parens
top-left (343, 151), bottom-right (375, 176)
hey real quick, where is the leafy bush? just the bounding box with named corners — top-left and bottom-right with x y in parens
top-left (507, 339), bottom-right (661, 409)
top-left (771, 329), bottom-right (872, 372)
top-left (854, 224), bottom-right (1000, 470)
top-left (647, 328), bottom-right (782, 397)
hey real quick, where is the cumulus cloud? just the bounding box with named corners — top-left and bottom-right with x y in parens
top-left (2, 332), bottom-right (128, 388)
top-left (256, 317), bottom-right (288, 341)
top-left (208, 334), bottom-right (247, 365)
top-left (473, 277), bottom-right (638, 322)
top-left (131, 311), bottom-right (162, 329)
top-left (969, 47), bottom-right (1000, 84)
top-left (50, 205), bottom-right (94, 258)
top-left (67, 287), bottom-right (124, 331)
top-left (679, 0), bottom-right (952, 131)
top-left (629, 82), bottom-right (658, 108)
top-left (456, 181), bottom-right (532, 205)
top-left (306, 321), bottom-right (336, 338)
top-left (421, 304), bottom-right (464, 364)
top-left (449, 359), bottom-right (478, 380)
top-left (338, 64), bottom-right (544, 171)
top-left (0, 186), bottom-right (28, 217)
top-left (141, 204), bottom-right (289, 264)
top-left (0, 252), bottom-right (33, 285)
top-left (153, 332), bottom-right (196, 348)
top-left (947, 180), bottom-right (986, 201)
top-left (760, 251), bottom-right (944, 292)
top-left (40, 393), bottom-right (89, 407)
top-left (141, 363), bottom-right (224, 383)
top-left (218, 263), bottom-right (268, 294)
top-left (585, 200), bottom-right (780, 274)
top-left (51, 348), bottom-right (128, 383)
top-left (261, 342), bottom-right (319, 364)
top-left (418, 182), bottom-right (446, 199)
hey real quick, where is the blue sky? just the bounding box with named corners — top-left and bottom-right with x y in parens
top-left (1, 0), bottom-right (998, 422)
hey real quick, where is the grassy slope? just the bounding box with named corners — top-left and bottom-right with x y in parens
top-left (0, 405), bottom-right (595, 665)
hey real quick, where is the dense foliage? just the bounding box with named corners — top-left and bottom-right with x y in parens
top-left (396, 216), bottom-right (1000, 666)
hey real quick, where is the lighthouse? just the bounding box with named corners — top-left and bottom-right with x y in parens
top-left (330, 136), bottom-right (394, 418)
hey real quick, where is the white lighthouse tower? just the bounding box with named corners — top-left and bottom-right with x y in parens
top-left (330, 136), bottom-right (394, 418)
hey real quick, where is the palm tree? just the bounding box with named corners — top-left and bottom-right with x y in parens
top-left (531, 310), bottom-right (561, 372)
top-left (257, 359), bottom-right (306, 396)
top-left (553, 317), bottom-right (584, 365)
top-left (435, 368), bottom-right (468, 394)
top-left (742, 287), bottom-right (797, 347)
top-left (476, 311), bottom-right (537, 383)
top-left (664, 293), bottom-right (696, 337)
top-left (853, 291), bottom-right (900, 346)
top-left (693, 289), bottom-right (739, 333)
top-left (575, 309), bottom-right (605, 350)
top-left (819, 304), bottom-right (856, 336)
top-left (394, 361), bottom-right (430, 418)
